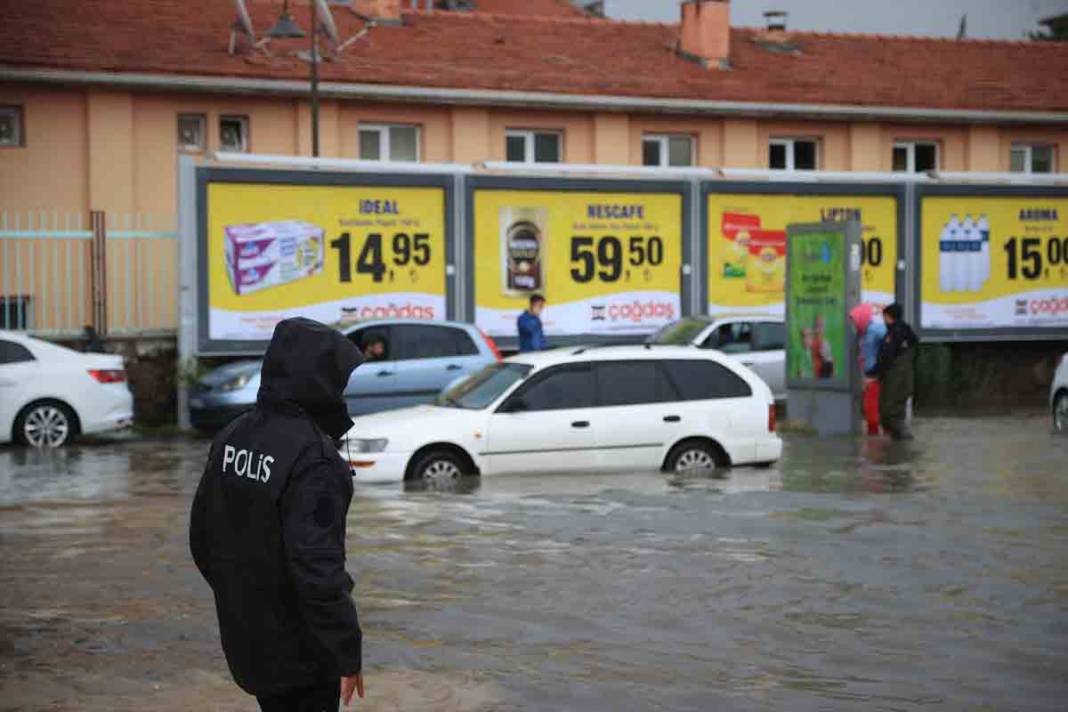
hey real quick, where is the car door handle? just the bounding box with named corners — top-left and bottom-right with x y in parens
top-left (663, 415), bottom-right (681, 423)
top-left (376, 370), bottom-right (393, 377)
top-left (741, 361), bottom-right (755, 368)
top-left (571, 421), bottom-right (590, 428)
top-left (446, 364), bottom-right (463, 371)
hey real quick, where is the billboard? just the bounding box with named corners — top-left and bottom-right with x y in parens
top-left (197, 169), bottom-right (451, 352)
top-left (704, 185), bottom-right (901, 315)
top-left (468, 178), bottom-right (689, 340)
top-left (785, 225), bottom-right (852, 390)
top-left (918, 186), bottom-right (1068, 335)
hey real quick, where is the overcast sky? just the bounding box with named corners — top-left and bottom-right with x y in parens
top-left (605, 0), bottom-right (1068, 39)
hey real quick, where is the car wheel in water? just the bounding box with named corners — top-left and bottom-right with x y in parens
top-left (1055, 392), bottom-right (1068, 433)
top-left (409, 449), bottom-right (467, 482)
top-left (15, 400), bottom-right (76, 448)
top-left (664, 440), bottom-right (723, 473)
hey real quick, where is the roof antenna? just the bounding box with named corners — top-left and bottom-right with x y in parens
top-left (229, 0), bottom-right (271, 55)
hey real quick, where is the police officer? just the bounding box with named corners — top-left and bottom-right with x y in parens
top-left (873, 303), bottom-right (919, 440)
top-left (190, 317), bottom-right (365, 711)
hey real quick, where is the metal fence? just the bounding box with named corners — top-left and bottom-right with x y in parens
top-left (0, 210), bottom-right (178, 337)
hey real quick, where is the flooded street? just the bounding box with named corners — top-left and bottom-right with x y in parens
top-left (2, 416), bottom-right (1067, 711)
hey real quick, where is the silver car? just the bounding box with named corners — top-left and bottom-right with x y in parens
top-left (1052, 351), bottom-right (1068, 433)
top-left (189, 319), bottom-right (501, 431)
top-left (647, 315), bottom-right (786, 401)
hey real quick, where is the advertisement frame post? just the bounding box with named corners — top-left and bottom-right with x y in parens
top-left (784, 220), bottom-right (863, 435)
top-left (194, 166), bottom-right (455, 355)
top-left (698, 181), bottom-right (908, 316)
top-left (914, 183), bottom-right (1068, 342)
top-left (463, 174), bottom-right (693, 348)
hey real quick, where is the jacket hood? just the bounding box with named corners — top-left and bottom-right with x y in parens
top-left (849, 302), bottom-right (883, 335)
top-left (257, 317), bottom-right (362, 439)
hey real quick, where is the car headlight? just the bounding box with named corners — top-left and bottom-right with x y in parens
top-left (217, 372), bottom-right (253, 392)
top-left (347, 438), bottom-right (389, 453)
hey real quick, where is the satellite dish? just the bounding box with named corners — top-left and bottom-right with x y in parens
top-left (315, 0), bottom-right (342, 47)
top-left (231, 0), bottom-right (256, 41)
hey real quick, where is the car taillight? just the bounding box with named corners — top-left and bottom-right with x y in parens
top-left (768, 404), bottom-right (777, 433)
top-left (479, 328), bottom-right (503, 362)
top-left (88, 369), bottom-right (126, 384)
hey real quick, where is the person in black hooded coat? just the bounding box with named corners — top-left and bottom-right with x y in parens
top-left (190, 317), bottom-right (365, 711)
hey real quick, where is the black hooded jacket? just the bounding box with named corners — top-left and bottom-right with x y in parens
top-left (190, 318), bottom-right (363, 696)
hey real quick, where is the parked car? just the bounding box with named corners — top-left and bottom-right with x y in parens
top-left (0, 331), bottom-right (133, 447)
top-left (189, 319), bottom-right (501, 430)
top-left (1052, 351), bottom-right (1068, 433)
top-left (646, 315), bottom-right (786, 400)
top-left (340, 344), bottom-right (781, 484)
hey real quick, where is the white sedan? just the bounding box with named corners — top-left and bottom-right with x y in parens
top-left (340, 345), bottom-right (781, 484)
top-left (0, 331), bottom-right (134, 447)
top-left (1053, 351), bottom-right (1068, 433)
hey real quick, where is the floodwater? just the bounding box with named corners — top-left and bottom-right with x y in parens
top-left (1, 416), bottom-right (1067, 711)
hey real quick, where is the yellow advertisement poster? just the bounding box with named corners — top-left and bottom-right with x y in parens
top-left (472, 189), bottom-right (683, 337)
top-left (707, 193), bottom-right (897, 313)
top-left (206, 182), bottom-right (446, 340)
top-left (920, 195), bottom-right (1068, 330)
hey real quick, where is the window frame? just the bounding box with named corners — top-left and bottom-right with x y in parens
top-left (504, 129), bottom-right (563, 164)
top-left (219, 114), bottom-right (250, 153)
top-left (1010, 143), bottom-right (1056, 174)
top-left (641, 133), bottom-right (695, 167)
top-left (0, 105), bottom-right (25, 148)
top-left (769, 137), bottom-right (819, 171)
top-left (892, 140), bottom-right (939, 173)
top-left (357, 123), bottom-right (421, 162)
top-left (177, 113), bottom-right (207, 153)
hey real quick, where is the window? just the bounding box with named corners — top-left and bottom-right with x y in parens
top-left (0, 296), bottom-right (31, 329)
top-left (439, 363), bottom-right (532, 410)
top-left (511, 365), bottom-right (595, 411)
top-left (595, 361), bottom-right (678, 406)
top-left (647, 317), bottom-right (711, 346)
top-left (348, 325), bottom-right (392, 360)
top-left (505, 130), bottom-right (562, 163)
top-left (642, 134), bottom-right (694, 167)
top-left (701, 321), bottom-right (753, 354)
top-left (358, 124), bottom-right (420, 162)
top-left (0, 106), bottom-right (24, 147)
top-left (892, 141), bottom-right (938, 173)
top-left (752, 322), bottom-right (786, 352)
top-left (177, 114), bottom-right (206, 153)
top-left (392, 324), bottom-right (478, 360)
top-left (769, 138), bottom-right (818, 171)
top-left (1010, 143), bottom-right (1056, 174)
top-left (661, 360), bottom-right (752, 400)
top-left (0, 339), bottom-right (35, 364)
top-left (219, 115), bottom-right (249, 152)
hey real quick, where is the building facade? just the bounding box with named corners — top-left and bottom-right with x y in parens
top-left (0, 0), bottom-right (1066, 333)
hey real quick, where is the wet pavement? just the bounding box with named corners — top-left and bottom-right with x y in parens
top-left (1, 416), bottom-right (1067, 711)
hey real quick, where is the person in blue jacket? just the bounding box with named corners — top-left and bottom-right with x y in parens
top-left (517, 294), bottom-right (548, 352)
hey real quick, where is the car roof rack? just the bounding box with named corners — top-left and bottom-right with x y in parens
top-left (571, 341), bottom-right (656, 355)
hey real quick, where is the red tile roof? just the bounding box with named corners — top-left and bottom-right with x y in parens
top-left (1, 1), bottom-right (1066, 114)
top-left (471, 0), bottom-right (585, 17)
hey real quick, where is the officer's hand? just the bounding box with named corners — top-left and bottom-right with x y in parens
top-left (342, 673), bottom-right (364, 705)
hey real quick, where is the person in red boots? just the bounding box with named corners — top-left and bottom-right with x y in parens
top-left (849, 303), bottom-right (887, 435)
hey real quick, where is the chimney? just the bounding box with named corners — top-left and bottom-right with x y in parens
top-left (354, 0), bottom-right (403, 23)
top-left (679, 0), bottom-right (730, 69)
top-left (762, 10), bottom-right (789, 41)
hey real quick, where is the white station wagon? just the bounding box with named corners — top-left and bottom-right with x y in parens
top-left (340, 345), bottom-right (781, 483)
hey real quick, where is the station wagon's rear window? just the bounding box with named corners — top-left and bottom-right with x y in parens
top-left (661, 359), bottom-right (752, 400)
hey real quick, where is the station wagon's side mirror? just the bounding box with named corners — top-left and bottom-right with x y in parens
top-left (499, 396), bottom-right (528, 413)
